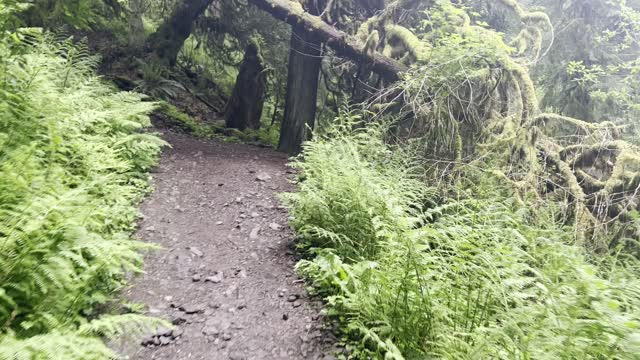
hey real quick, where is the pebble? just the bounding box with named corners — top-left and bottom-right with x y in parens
top-left (249, 227), bottom-right (261, 240)
top-left (189, 247), bottom-right (204, 257)
top-left (205, 272), bottom-right (224, 283)
top-left (192, 274), bottom-right (202, 282)
top-left (159, 336), bottom-right (172, 345)
top-left (269, 222), bottom-right (282, 231)
top-left (256, 172), bottom-right (272, 182)
top-left (287, 294), bottom-right (299, 302)
top-left (292, 300), bottom-right (302, 308)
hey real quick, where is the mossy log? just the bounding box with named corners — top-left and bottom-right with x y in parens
top-left (248, 0), bottom-right (408, 81)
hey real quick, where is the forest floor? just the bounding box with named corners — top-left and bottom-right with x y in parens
top-left (119, 130), bottom-right (336, 359)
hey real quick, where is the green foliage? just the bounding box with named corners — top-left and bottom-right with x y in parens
top-left (284, 113), bottom-right (430, 261)
top-left (157, 101), bottom-right (219, 137)
top-left (134, 60), bottom-right (186, 99)
top-left (287, 113), bottom-right (640, 359)
top-left (0, 31), bottom-right (166, 358)
top-left (22, 0), bottom-right (112, 29)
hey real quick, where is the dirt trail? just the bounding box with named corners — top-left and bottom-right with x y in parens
top-left (122, 131), bottom-right (334, 360)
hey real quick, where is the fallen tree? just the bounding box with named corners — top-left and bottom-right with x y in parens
top-left (248, 0), bottom-right (408, 81)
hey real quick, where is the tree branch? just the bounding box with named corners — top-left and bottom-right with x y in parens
top-left (247, 0), bottom-right (408, 81)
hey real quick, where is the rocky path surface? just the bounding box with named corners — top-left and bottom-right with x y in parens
top-left (122, 131), bottom-right (334, 360)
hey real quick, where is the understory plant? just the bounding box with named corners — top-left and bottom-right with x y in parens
top-left (285, 112), bottom-right (640, 359)
top-left (0, 31), bottom-right (167, 358)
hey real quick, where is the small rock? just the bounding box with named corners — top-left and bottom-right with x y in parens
top-left (222, 333), bottom-right (233, 341)
top-left (250, 212), bottom-right (260, 218)
top-left (189, 247), bottom-right (204, 257)
top-left (292, 300), bottom-right (302, 308)
top-left (216, 221), bottom-right (224, 225)
top-left (269, 222), bottom-right (282, 231)
top-left (287, 294), bottom-right (299, 302)
top-left (249, 227), bottom-right (261, 240)
top-left (172, 327), bottom-right (184, 339)
top-left (144, 225), bottom-right (156, 232)
top-left (202, 325), bottom-right (220, 336)
top-left (205, 272), bottom-right (224, 283)
top-left (237, 303), bottom-right (246, 310)
top-left (192, 274), bottom-right (202, 282)
top-left (140, 335), bottom-right (155, 346)
top-left (225, 285), bottom-right (239, 297)
top-left (256, 172), bottom-right (272, 182)
top-left (155, 327), bottom-right (173, 337)
top-left (159, 336), bottom-right (172, 345)
top-left (229, 353), bottom-right (246, 360)
top-left (164, 295), bottom-right (173, 302)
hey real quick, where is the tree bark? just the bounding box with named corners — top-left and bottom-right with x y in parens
top-left (225, 43), bottom-right (268, 130)
top-left (278, 28), bottom-right (323, 154)
top-left (128, 0), bottom-right (145, 49)
top-left (146, 0), bottom-right (213, 66)
top-left (248, 0), bottom-right (407, 81)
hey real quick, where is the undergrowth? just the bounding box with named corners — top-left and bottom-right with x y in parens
top-left (0, 31), bottom-right (167, 358)
top-left (285, 113), bottom-right (640, 359)
top-left (157, 102), bottom-right (281, 147)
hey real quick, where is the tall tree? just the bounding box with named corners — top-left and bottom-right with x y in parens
top-left (278, 27), bottom-right (323, 154)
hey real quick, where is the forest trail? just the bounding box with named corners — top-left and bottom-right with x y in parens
top-left (122, 131), bottom-right (333, 360)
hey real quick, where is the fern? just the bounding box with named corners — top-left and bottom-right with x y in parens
top-left (0, 29), bottom-right (166, 358)
top-left (287, 111), bottom-right (640, 359)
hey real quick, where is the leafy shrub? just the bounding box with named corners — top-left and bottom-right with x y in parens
top-left (0, 32), bottom-right (167, 358)
top-left (287, 113), bottom-right (640, 359)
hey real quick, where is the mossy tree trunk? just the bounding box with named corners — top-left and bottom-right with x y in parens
top-left (128, 0), bottom-right (145, 49)
top-left (146, 0), bottom-right (213, 66)
top-left (278, 27), bottom-right (323, 155)
top-left (225, 43), bottom-right (268, 130)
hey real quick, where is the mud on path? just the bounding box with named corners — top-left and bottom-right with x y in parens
top-left (122, 131), bottom-right (334, 360)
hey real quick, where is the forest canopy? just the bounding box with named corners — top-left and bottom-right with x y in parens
top-left (1, 0), bottom-right (640, 358)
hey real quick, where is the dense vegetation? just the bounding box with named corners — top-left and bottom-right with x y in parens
top-left (0, 10), bottom-right (165, 359)
top-left (1, 0), bottom-right (640, 358)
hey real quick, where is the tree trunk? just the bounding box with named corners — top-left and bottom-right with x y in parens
top-left (225, 43), bottom-right (268, 130)
top-left (248, 0), bottom-right (407, 81)
top-left (146, 0), bottom-right (213, 66)
top-left (278, 27), bottom-right (323, 155)
top-left (128, 0), bottom-right (145, 49)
